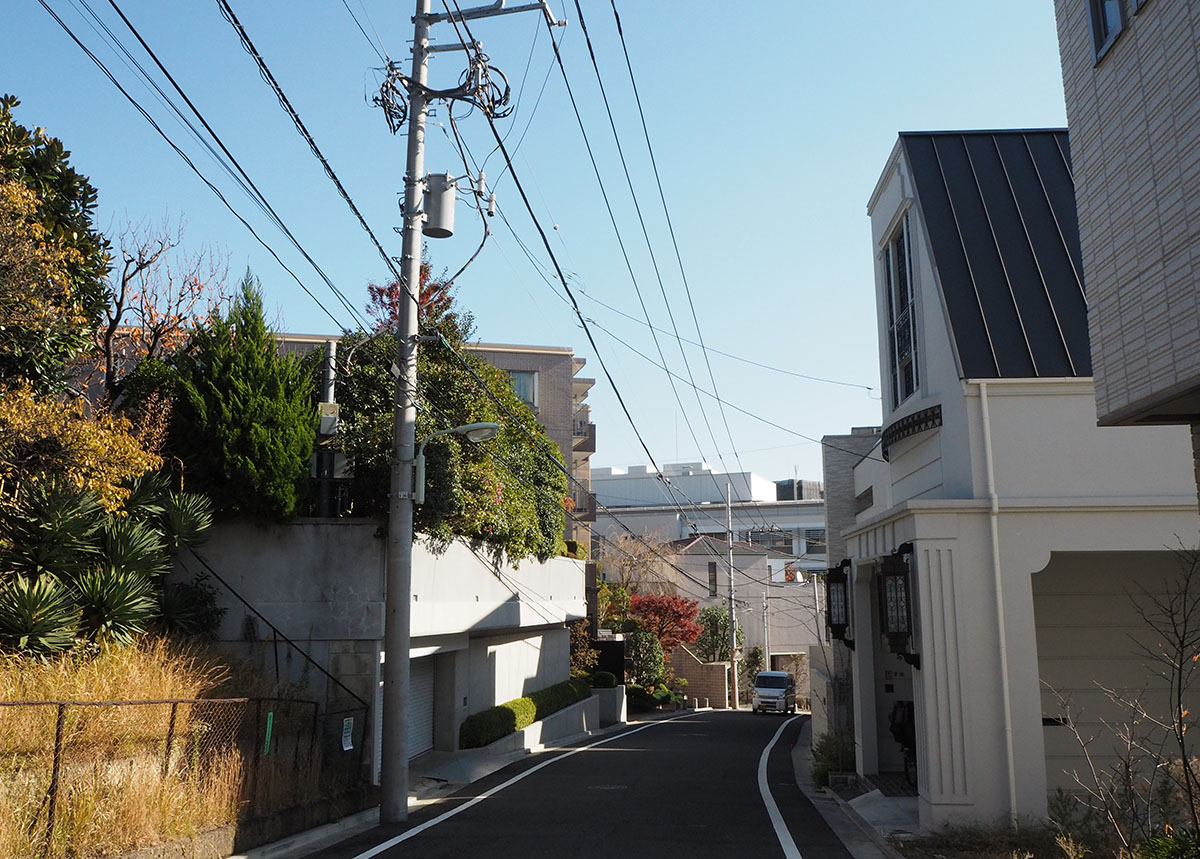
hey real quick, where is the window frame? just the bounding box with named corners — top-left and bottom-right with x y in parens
top-left (507, 369), bottom-right (538, 410)
top-left (884, 213), bottom-right (919, 410)
top-left (1088, 0), bottom-right (1126, 64)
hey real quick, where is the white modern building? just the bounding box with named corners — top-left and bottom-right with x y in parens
top-left (832, 129), bottom-right (1200, 829)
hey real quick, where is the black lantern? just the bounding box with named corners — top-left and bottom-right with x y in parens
top-left (878, 544), bottom-right (919, 669)
top-left (825, 559), bottom-right (853, 649)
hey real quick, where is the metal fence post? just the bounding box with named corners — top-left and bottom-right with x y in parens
top-left (43, 702), bottom-right (67, 856)
top-left (161, 701), bottom-right (178, 780)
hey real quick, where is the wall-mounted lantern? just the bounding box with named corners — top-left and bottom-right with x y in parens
top-left (878, 543), bottom-right (919, 669)
top-left (825, 559), bottom-right (854, 649)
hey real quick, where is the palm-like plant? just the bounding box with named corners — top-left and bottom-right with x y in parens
top-left (101, 516), bottom-right (169, 579)
top-left (0, 479), bottom-right (102, 579)
top-left (160, 491), bottom-right (213, 550)
top-left (73, 566), bottom-right (156, 647)
top-left (122, 470), bottom-right (171, 521)
top-left (0, 574), bottom-right (79, 654)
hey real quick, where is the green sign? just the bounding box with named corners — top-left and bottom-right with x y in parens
top-left (264, 711), bottom-right (274, 755)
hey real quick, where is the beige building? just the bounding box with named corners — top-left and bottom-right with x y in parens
top-left (1053, 1), bottom-right (1200, 458)
top-left (465, 342), bottom-right (597, 549)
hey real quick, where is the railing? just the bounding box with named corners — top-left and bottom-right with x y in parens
top-left (0, 697), bottom-right (368, 858)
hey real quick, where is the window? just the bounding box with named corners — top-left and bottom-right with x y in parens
top-left (804, 529), bottom-right (827, 555)
top-left (507, 370), bottom-right (538, 409)
top-left (884, 215), bottom-right (919, 408)
top-left (1088, 0), bottom-right (1125, 61)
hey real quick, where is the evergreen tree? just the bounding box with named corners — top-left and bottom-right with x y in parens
top-left (0, 95), bottom-right (109, 393)
top-left (170, 272), bottom-right (316, 518)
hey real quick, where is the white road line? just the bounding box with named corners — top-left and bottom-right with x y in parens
top-left (758, 715), bottom-right (804, 859)
top-left (350, 712), bottom-right (701, 859)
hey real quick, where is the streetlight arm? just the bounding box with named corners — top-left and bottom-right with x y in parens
top-left (413, 422), bottom-right (501, 505)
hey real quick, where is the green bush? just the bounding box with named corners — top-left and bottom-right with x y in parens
top-left (592, 670), bottom-right (616, 688)
top-left (627, 628), bottom-right (664, 687)
top-left (458, 678), bottom-right (592, 749)
top-left (625, 682), bottom-right (681, 712)
top-left (811, 729), bottom-right (855, 787)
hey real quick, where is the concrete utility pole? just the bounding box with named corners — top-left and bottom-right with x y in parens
top-left (762, 592), bottom-right (770, 671)
top-left (380, 0), bottom-right (431, 824)
top-left (727, 483), bottom-right (739, 709)
top-left (380, 0), bottom-right (564, 825)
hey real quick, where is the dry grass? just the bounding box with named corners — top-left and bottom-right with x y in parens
top-left (0, 638), bottom-right (314, 858)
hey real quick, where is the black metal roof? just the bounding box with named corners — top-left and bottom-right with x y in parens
top-left (900, 130), bottom-right (1090, 378)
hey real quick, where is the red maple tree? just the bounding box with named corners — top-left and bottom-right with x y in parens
top-left (629, 593), bottom-right (702, 654)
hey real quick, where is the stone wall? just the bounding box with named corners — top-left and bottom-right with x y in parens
top-left (670, 645), bottom-right (728, 709)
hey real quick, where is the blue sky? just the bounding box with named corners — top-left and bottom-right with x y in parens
top-left (4, 1), bottom-right (1069, 483)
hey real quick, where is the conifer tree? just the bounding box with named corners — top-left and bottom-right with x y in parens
top-left (170, 272), bottom-right (316, 518)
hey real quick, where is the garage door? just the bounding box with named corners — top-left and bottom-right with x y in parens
top-left (408, 656), bottom-right (435, 759)
top-left (374, 655), bottom-right (436, 781)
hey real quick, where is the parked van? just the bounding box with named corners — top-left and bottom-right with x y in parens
top-left (751, 670), bottom-right (796, 714)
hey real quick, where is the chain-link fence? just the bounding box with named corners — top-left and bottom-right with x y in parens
top-left (0, 697), bottom-right (369, 858)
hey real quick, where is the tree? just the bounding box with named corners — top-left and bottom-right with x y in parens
top-left (597, 533), bottom-right (679, 594)
top-left (89, 217), bottom-right (228, 404)
top-left (597, 582), bottom-right (632, 631)
top-left (336, 265), bottom-right (568, 562)
top-left (568, 618), bottom-right (598, 678)
top-left (629, 592), bottom-right (701, 654)
top-left (740, 644), bottom-right (765, 704)
top-left (167, 272), bottom-right (316, 518)
top-left (0, 384), bottom-right (160, 512)
top-left (0, 95), bottom-right (109, 394)
top-left (694, 605), bottom-right (744, 663)
top-left (627, 629), bottom-right (665, 688)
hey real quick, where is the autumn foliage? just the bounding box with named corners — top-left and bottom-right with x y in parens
top-left (629, 593), bottom-right (702, 654)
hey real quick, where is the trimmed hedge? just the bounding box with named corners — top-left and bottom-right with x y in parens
top-left (459, 677), bottom-right (592, 749)
top-left (591, 670), bottom-right (616, 688)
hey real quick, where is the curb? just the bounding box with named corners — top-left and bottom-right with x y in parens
top-left (822, 788), bottom-right (908, 859)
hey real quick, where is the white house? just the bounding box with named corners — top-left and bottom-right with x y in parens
top-left (835, 129), bottom-right (1200, 829)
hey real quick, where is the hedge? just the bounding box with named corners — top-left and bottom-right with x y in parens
top-left (459, 677), bottom-right (592, 749)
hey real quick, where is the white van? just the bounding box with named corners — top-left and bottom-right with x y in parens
top-left (751, 670), bottom-right (796, 714)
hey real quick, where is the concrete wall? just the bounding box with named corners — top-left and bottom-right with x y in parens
top-left (1054, 0), bottom-right (1200, 426)
top-left (179, 520), bottom-right (586, 762)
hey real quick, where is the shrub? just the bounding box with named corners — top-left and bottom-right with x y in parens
top-left (625, 683), bottom-right (680, 712)
top-left (811, 730), bottom-right (855, 787)
top-left (459, 678), bottom-right (592, 749)
top-left (592, 671), bottom-right (616, 688)
top-left (627, 628), bottom-right (664, 687)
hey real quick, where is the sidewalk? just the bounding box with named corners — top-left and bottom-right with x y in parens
top-left (790, 719), bottom-right (915, 859)
top-left (231, 709), bottom-right (919, 859)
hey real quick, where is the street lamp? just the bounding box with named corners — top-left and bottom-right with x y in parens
top-left (414, 422), bottom-right (501, 504)
top-left (878, 544), bottom-right (919, 669)
top-left (825, 559), bottom-right (853, 649)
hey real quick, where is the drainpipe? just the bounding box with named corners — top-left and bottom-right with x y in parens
top-left (979, 381), bottom-right (1018, 823)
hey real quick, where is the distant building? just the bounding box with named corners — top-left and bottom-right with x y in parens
top-left (465, 342), bottom-right (596, 548)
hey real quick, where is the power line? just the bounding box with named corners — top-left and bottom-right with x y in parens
top-left (567, 0), bottom-right (752, 524)
top-left (36, 0), bottom-right (354, 332)
top-left (214, 0), bottom-right (416, 304)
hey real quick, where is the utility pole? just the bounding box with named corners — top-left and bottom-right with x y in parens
top-left (762, 592), bottom-right (770, 671)
top-left (380, 0), bottom-right (431, 824)
top-left (379, 0), bottom-right (563, 825)
top-left (727, 483), bottom-right (739, 709)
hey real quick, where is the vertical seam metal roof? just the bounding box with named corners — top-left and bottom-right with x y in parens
top-left (899, 130), bottom-right (1091, 379)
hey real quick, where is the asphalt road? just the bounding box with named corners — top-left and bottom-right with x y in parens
top-left (304, 711), bottom-right (854, 859)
